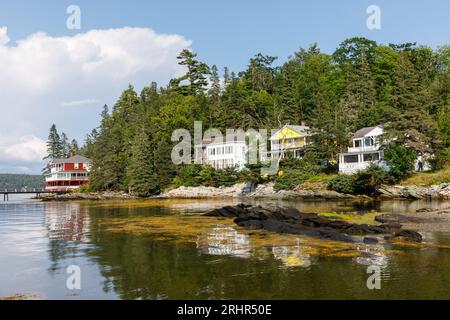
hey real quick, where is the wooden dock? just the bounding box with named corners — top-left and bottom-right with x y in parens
top-left (1, 189), bottom-right (51, 201)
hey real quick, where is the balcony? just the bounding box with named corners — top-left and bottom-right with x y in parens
top-left (347, 145), bottom-right (380, 153)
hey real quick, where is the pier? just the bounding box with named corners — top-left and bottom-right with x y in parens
top-left (1, 189), bottom-right (51, 201)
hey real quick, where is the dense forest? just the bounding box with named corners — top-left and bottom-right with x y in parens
top-left (0, 174), bottom-right (44, 191)
top-left (45, 37), bottom-right (450, 196)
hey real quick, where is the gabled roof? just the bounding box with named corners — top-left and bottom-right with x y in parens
top-left (353, 125), bottom-right (383, 139)
top-left (50, 155), bottom-right (90, 164)
top-left (270, 124), bottom-right (311, 141)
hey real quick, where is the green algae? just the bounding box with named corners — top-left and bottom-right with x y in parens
top-left (318, 211), bottom-right (381, 225)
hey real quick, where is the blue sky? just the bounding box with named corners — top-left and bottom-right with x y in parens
top-left (0, 0), bottom-right (448, 173)
top-left (1, 0), bottom-right (449, 71)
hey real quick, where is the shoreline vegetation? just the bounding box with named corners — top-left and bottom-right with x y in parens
top-left (38, 179), bottom-right (450, 201)
top-left (38, 37), bottom-right (449, 201)
top-left (38, 162), bottom-right (450, 201)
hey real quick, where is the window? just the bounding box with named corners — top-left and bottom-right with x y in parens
top-left (363, 153), bottom-right (380, 162)
top-left (74, 163), bottom-right (79, 169)
top-left (354, 140), bottom-right (362, 148)
top-left (364, 137), bottom-right (373, 147)
top-left (344, 155), bottom-right (359, 163)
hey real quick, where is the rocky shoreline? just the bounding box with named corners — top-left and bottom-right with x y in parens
top-left (38, 191), bottom-right (135, 201)
top-left (160, 182), bottom-right (450, 200)
top-left (37, 182), bottom-right (450, 201)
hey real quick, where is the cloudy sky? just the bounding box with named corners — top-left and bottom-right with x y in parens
top-left (0, 0), bottom-right (448, 174)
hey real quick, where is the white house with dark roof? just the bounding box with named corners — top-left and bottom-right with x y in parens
top-left (194, 135), bottom-right (248, 170)
top-left (338, 125), bottom-right (386, 174)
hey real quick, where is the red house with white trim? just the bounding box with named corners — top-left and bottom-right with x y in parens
top-left (45, 155), bottom-right (90, 192)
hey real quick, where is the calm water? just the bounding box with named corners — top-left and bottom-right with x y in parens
top-left (1, 195), bottom-right (450, 300)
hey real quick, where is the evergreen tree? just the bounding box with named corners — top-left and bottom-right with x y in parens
top-left (153, 138), bottom-right (176, 190)
top-left (127, 126), bottom-right (158, 196)
top-left (44, 124), bottom-right (63, 160)
top-left (60, 132), bottom-right (70, 158)
top-left (70, 139), bottom-right (80, 155)
top-left (171, 49), bottom-right (210, 95)
top-left (386, 53), bottom-right (439, 153)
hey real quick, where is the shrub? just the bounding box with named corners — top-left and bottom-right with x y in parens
top-left (328, 165), bottom-right (390, 195)
top-left (173, 164), bottom-right (203, 188)
top-left (237, 164), bottom-right (266, 184)
top-left (279, 158), bottom-right (321, 173)
top-left (384, 145), bottom-right (416, 181)
top-left (78, 184), bottom-right (94, 193)
top-left (353, 165), bottom-right (390, 195)
top-left (274, 158), bottom-right (322, 191)
top-left (173, 164), bottom-right (239, 188)
top-left (274, 169), bottom-right (313, 191)
top-left (327, 174), bottom-right (357, 194)
top-left (430, 146), bottom-right (450, 170)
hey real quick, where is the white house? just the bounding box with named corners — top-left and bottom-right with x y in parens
top-left (338, 126), bottom-right (386, 174)
top-left (194, 137), bottom-right (247, 170)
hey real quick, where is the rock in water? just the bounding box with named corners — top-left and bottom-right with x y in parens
top-left (392, 230), bottom-right (423, 243)
top-left (203, 204), bottom-right (423, 243)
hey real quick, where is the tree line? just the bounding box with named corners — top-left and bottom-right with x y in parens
top-left (45, 37), bottom-right (450, 196)
top-left (0, 174), bottom-right (44, 191)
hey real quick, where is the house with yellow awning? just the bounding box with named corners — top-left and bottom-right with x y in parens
top-left (262, 124), bottom-right (312, 160)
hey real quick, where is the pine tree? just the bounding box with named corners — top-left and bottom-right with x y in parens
top-left (127, 126), bottom-right (158, 196)
top-left (44, 124), bottom-right (63, 160)
top-left (171, 49), bottom-right (210, 95)
top-left (153, 138), bottom-right (176, 190)
top-left (339, 55), bottom-right (377, 132)
top-left (387, 53), bottom-right (439, 153)
top-left (60, 132), bottom-right (70, 158)
top-left (70, 139), bottom-right (80, 156)
top-left (208, 65), bottom-right (221, 127)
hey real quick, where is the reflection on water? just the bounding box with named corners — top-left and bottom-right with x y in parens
top-left (45, 203), bottom-right (90, 242)
top-left (197, 226), bottom-right (251, 258)
top-left (1, 198), bottom-right (450, 299)
top-left (272, 241), bottom-right (312, 268)
top-left (355, 245), bottom-right (390, 269)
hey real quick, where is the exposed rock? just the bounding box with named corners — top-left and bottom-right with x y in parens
top-left (375, 214), bottom-right (425, 224)
top-left (39, 191), bottom-right (134, 201)
top-left (416, 207), bottom-right (450, 214)
top-left (204, 204), bottom-right (422, 243)
top-left (160, 183), bottom-right (247, 199)
top-left (249, 182), bottom-right (356, 200)
top-left (363, 237), bottom-right (379, 244)
top-left (392, 230), bottom-right (423, 243)
top-left (377, 183), bottom-right (450, 200)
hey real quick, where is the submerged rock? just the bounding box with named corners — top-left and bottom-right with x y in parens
top-left (204, 204), bottom-right (422, 243)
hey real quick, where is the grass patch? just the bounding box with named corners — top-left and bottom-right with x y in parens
top-left (400, 166), bottom-right (450, 186)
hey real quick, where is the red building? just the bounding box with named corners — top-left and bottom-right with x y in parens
top-left (45, 155), bottom-right (90, 192)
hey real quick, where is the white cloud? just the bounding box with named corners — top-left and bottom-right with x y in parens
top-left (0, 26), bottom-right (191, 173)
top-left (0, 135), bottom-right (46, 163)
top-left (61, 99), bottom-right (101, 107)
